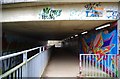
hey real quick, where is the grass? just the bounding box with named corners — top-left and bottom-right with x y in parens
top-left (0, 68), bottom-right (2, 75)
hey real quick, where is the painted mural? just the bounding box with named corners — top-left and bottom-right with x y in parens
top-left (80, 22), bottom-right (119, 77)
top-left (85, 3), bottom-right (103, 17)
top-left (39, 7), bottom-right (62, 20)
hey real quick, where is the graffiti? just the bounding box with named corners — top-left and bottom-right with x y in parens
top-left (111, 54), bottom-right (120, 77)
top-left (86, 10), bottom-right (103, 17)
top-left (81, 32), bottom-right (116, 63)
top-left (69, 9), bottom-right (82, 19)
top-left (39, 7), bottom-right (62, 20)
top-left (85, 3), bottom-right (103, 17)
top-left (85, 3), bottom-right (101, 10)
top-left (80, 22), bottom-right (118, 76)
top-left (81, 33), bottom-right (115, 58)
top-left (92, 54), bottom-right (120, 61)
top-left (2, 52), bottom-right (23, 73)
top-left (106, 10), bottom-right (119, 19)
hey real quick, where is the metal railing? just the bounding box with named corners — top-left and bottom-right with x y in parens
top-left (0, 46), bottom-right (53, 78)
top-left (79, 54), bottom-right (120, 78)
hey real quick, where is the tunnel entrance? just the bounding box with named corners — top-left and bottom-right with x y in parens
top-left (2, 20), bottom-right (118, 77)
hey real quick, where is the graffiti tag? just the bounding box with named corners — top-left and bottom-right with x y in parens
top-left (2, 52), bottom-right (22, 73)
top-left (69, 9), bottom-right (82, 19)
top-left (85, 3), bottom-right (101, 10)
top-left (39, 7), bottom-right (62, 20)
top-left (86, 10), bottom-right (103, 17)
top-left (106, 10), bottom-right (120, 19)
top-left (85, 3), bottom-right (103, 17)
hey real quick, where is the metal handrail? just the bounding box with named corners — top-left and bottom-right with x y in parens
top-left (0, 47), bottom-right (40, 61)
top-left (0, 46), bottom-right (48, 78)
top-left (1, 53), bottom-right (40, 78)
top-left (1, 61), bottom-right (26, 78)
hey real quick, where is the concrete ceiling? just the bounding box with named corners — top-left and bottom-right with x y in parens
top-left (2, 20), bottom-right (115, 40)
top-left (2, 1), bottom-right (120, 9)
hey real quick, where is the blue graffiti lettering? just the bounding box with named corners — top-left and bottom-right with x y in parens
top-left (106, 10), bottom-right (119, 19)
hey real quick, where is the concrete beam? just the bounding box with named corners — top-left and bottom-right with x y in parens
top-left (1, 0), bottom-right (120, 4)
top-left (2, 2), bottom-right (119, 22)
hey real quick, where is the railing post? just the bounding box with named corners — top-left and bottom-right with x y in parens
top-left (22, 51), bottom-right (28, 77)
top-left (43, 46), bottom-right (45, 51)
top-left (79, 54), bottom-right (82, 77)
top-left (118, 55), bottom-right (120, 78)
top-left (39, 47), bottom-right (41, 53)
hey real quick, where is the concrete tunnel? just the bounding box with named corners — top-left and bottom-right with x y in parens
top-left (1, 1), bottom-right (120, 78)
top-left (2, 20), bottom-right (118, 77)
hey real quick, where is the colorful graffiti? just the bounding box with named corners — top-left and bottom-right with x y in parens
top-left (39, 7), bottom-right (62, 20)
top-left (81, 33), bottom-right (115, 56)
top-left (80, 22), bottom-right (118, 76)
top-left (106, 10), bottom-right (119, 19)
top-left (85, 3), bottom-right (101, 10)
top-left (111, 54), bottom-right (120, 77)
top-left (85, 3), bottom-right (103, 17)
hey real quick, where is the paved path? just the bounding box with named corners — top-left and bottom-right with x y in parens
top-left (42, 48), bottom-right (79, 77)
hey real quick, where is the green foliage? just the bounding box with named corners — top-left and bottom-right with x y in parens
top-left (0, 68), bottom-right (2, 75)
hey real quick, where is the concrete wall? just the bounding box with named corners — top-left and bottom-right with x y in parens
top-left (47, 40), bottom-right (62, 47)
top-left (118, 2), bottom-right (120, 53)
top-left (118, 2), bottom-right (120, 78)
top-left (1, 0), bottom-right (119, 4)
top-left (2, 30), bottom-right (48, 54)
top-left (62, 36), bottom-right (80, 55)
top-left (80, 21), bottom-right (118, 54)
top-left (2, 2), bottom-right (119, 22)
top-left (79, 21), bottom-right (119, 77)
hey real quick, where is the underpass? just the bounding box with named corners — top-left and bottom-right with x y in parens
top-left (0, 1), bottom-right (120, 79)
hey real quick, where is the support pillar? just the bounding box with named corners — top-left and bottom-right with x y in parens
top-left (118, 1), bottom-right (120, 78)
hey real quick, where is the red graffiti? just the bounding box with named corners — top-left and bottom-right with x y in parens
top-left (96, 54), bottom-right (120, 61)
